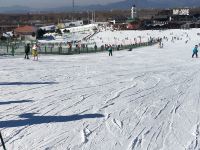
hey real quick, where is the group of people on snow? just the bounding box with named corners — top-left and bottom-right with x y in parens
top-left (24, 43), bottom-right (40, 60)
top-left (23, 39), bottom-right (199, 59)
top-left (105, 44), bottom-right (113, 56)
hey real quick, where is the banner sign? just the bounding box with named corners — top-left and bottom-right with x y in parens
top-left (173, 9), bottom-right (189, 15)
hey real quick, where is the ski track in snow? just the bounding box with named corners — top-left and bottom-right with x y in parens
top-left (0, 29), bottom-right (200, 150)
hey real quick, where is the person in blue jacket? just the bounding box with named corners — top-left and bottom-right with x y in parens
top-left (192, 45), bottom-right (198, 58)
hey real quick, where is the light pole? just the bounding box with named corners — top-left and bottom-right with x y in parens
top-left (94, 11), bottom-right (96, 23)
top-left (92, 11), bottom-right (96, 23)
top-left (87, 11), bottom-right (90, 24)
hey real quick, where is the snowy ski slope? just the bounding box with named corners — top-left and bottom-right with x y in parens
top-left (0, 29), bottom-right (200, 150)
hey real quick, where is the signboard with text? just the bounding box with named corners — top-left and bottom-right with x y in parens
top-left (173, 9), bottom-right (190, 15)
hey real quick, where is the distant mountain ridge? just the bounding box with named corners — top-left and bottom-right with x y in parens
top-left (0, 0), bottom-right (199, 13)
top-left (86, 0), bottom-right (200, 10)
top-left (0, 6), bottom-right (31, 13)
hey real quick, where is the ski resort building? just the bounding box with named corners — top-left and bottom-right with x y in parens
top-left (61, 24), bottom-right (98, 33)
top-left (14, 25), bottom-right (37, 41)
top-left (40, 25), bottom-right (56, 32)
top-left (64, 20), bottom-right (84, 28)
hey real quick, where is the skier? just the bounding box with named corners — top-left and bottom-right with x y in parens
top-left (32, 43), bottom-right (39, 61)
top-left (161, 42), bottom-right (164, 48)
top-left (67, 42), bottom-right (72, 54)
top-left (94, 44), bottom-right (97, 52)
top-left (108, 45), bottom-right (113, 56)
top-left (192, 45), bottom-right (198, 58)
top-left (117, 45), bottom-right (120, 50)
top-left (24, 43), bottom-right (30, 59)
top-left (158, 38), bottom-right (163, 48)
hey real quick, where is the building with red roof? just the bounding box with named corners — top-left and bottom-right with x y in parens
top-left (14, 25), bottom-right (37, 41)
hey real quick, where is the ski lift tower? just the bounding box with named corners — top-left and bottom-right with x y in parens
top-left (131, 0), bottom-right (137, 20)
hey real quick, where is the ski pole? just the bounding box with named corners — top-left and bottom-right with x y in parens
top-left (0, 131), bottom-right (6, 150)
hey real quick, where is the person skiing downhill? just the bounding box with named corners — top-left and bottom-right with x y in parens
top-left (192, 45), bottom-right (198, 58)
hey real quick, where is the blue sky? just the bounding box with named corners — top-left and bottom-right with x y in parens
top-left (0, 0), bottom-right (124, 8)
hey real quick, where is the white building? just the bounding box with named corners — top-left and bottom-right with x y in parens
top-left (3, 31), bottom-right (13, 38)
top-left (64, 20), bottom-right (84, 28)
top-left (61, 24), bottom-right (98, 33)
top-left (40, 25), bottom-right (56, 32)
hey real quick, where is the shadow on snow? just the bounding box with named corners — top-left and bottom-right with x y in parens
top-left (0, 82), bottom-right (58, 86)
top-left (0, 113), bottom-right (104, 128)
top-left (0, 100), bottom-right (33, 105)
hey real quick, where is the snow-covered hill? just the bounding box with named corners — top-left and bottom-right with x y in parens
top-left (0, 29), bottom-right (200, 150)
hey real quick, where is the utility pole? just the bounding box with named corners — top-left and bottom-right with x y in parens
top-left (92, 11), bottom-right (94, 23)
top-left (94, 11), bottom-right (96, 23)
top-left (72, 0), bottom-right (75, 21)
top-left (87, 11), bottom-right (90, 24)
top-left (92, 11), bottom-right (96, 23)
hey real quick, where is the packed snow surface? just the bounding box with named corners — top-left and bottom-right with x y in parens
top-left (0, 29), bottom-right (200, 150)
